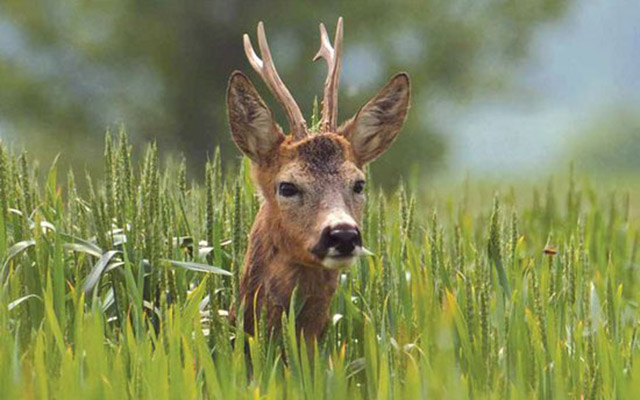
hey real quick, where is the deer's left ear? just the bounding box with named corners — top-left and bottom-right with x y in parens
top-left (339, 73), bottom-right (410, 165)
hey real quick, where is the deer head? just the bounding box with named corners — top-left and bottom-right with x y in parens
top-left (227, 18), bottom-right (410, 271)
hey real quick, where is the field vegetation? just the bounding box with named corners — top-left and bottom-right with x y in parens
top-left (0, 132), bottom-right (639, 399)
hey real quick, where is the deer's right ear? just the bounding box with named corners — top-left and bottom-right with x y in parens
top-left (227, 71), bottom-right (284, 163)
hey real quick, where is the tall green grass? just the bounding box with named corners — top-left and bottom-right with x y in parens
top-left (0, 132), bottom-right (639, 399)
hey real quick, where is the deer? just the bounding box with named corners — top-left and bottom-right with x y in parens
top-left (226, 18), bottom-right (410, 343)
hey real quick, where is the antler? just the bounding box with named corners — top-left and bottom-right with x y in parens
top-left (244, 22), bottom-right (308, 140)
top-left (313, 17), bottom-right (343, 132)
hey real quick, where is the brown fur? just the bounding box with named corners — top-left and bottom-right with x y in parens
top-left (227, 70), bottom-right (410, 343)
top-left (230, 134), bottom-right (356, 339)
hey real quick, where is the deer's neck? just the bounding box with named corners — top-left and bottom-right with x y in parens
top-left (238, 205), bottom-right (340, 338)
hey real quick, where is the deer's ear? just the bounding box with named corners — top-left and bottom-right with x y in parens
top-left (339, 73), bottom-right (410, 164)
top-left (227, 71), bottom-right (284, 163)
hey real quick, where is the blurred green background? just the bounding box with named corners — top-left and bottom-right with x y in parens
top-left (0, 0), bottom-right (638, 186)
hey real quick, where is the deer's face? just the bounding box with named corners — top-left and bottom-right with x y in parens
top-left (267, 134), bottom-right (365, 269)
top-left (227, 72), bottom-right (410, 269)
top-left (226, 19), bottom-right (410, 270)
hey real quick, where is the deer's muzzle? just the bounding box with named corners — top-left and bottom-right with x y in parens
top-left (311, 223), bottom-right (362, 269)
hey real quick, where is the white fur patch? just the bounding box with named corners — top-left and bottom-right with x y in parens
top-left (322, 256), bottom-right (356, 270)
top-left (323, 209), bottom-right (357, 229)
top-left (321, 246), bottom-right (363, 269)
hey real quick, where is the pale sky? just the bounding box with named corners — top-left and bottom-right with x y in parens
top-left (439, 0), bottom-right (640, 177)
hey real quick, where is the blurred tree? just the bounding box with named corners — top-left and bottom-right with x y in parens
top-left (0, 0), bottom-right (571, 185)
top-left (571, 107), bottom-right (640, 177)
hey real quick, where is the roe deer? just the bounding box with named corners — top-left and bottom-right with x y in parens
top-left (227, 18), bottom-right (410, 342)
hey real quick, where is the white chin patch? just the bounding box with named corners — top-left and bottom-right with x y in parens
top-left (321, 247), bottom-right (362, 269)
top-left (322, 256), bottom-right (356, 270)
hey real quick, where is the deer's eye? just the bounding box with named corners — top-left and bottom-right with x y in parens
top-left (353, 180), bottom-right (365, 194)
top-left (278, 182), bottom-right (300, 197)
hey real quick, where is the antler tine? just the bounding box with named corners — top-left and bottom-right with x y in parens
top-left (313, 17), bottom-right (343, 132)
top-left (243, 22), bottom-right (308, 140)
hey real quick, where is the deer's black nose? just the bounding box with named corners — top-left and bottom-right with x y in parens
top-left (326, 224), bottom-right (362, 256)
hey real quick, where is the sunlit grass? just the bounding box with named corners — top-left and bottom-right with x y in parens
top-left (0, 132), bottom-right (639, 399)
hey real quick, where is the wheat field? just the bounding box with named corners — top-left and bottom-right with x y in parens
top-left (0, 132), bottom-right (639, 399)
